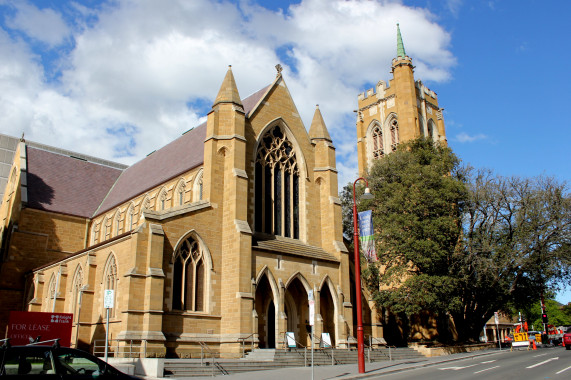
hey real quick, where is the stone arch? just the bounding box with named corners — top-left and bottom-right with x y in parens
top-left (112, 209), bottom-right (121, 237)
top-left (193, 169), bottom-right (204, 202)
top-left (253, 119), bottom-right (308, 241)
top-left (175, 178), bottom-right (186, 206)
top-left (126, 202), bottom-right (136, 231)
top-left (384, 112), bottom-right (399, 151)
top-left (102, 252), bottom-right (118, 318)
top-left (141, 194), bottom-right (151, 210)
top-left (70, 264), bottom-right (83, 319)
top-left (427, 119), bottom-right (439, 142)
top-left (169, 230), bottom-right (212, 313)
top-left (101, 215), bottom-right (110, 241)
top-left (157, 186), bottom-right (168, 211)
top-left (254, 266), bottom-right (281, 348)
top-left (283, 272), bottom-right (311, 345)
top-left (45, 273), bottom-right (56, 312)
top-left (318, 275), bottom-right (339, 347)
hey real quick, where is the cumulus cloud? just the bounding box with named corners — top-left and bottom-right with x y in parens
top-left (0, 0), bottom-right (456, 188)
top-left (455, 132), bottom-right (487, 143)
top-left (4, 0), bottom-right (70, 46)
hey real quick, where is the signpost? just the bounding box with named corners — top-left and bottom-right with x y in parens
top-left (308, 290), bottom-right (314, 380)
top-left (104, 289), bottom-right (114, 362)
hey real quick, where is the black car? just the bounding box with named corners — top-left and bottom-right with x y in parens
top-left (0, 340), bottom-right (141, 379)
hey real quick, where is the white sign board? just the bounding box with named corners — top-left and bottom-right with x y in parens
top-left (309, 300), bottom-right (315, 326)
top-left (104, 289), bottom-right (114, 309)
top-left (494, 312), bottom-right (499, 325)
top-left (321, 333), bottom-right (332, 348)
top-left (286, 332), bottom-right (296, 348)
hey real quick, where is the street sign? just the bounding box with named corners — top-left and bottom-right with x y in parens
top-left (309, 300), bottom-right (315, 326)
top-left (104, 289), bottom-right (114, 309)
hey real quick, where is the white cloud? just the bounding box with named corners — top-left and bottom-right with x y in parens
top-left (0, 0), bottom-right (456, 188)
top-left (4, 0), bottom-right (70, 46)
top-left (454, 132), bottom-right (487, 143)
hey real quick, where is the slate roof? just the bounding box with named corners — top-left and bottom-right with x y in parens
top-left (253, 235), bottom-right (339, 263)
top-left (26, 147), bottom-right (123, 218)
top-left (94, 84), bottom-right (271, 216)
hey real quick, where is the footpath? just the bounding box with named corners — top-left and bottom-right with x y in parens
top-left (163, 349), bottom-right (506, 380)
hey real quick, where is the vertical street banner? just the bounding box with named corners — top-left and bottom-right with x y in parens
top-left (358, 210), bottom-right (377, 262)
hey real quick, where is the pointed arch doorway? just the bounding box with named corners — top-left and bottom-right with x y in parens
top-left (255, 272), bottom-right (277, 348)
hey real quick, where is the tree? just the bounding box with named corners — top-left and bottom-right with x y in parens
top-left (452, 170), bottom-right (571, 341)
top-left (342, 137), bottom-right (571, 343)
top-left (360, 138), bottom-right (468, 339)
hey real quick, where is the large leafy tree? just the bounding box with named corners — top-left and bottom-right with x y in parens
top-left (360, 138), bottom-right (468, 333)
top-left (344, 137), bottom-right (571, 343)
top-left (453, 170), bottom-right (571, 341)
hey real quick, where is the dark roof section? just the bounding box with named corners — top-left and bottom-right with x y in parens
top-left (95, 123), bottom-right (207, 216)
top-left (26, 147), bottom-right (123, 218)
top-left (95, 85), bottom-right (272, 217)
top-left (253, 235), bottom-right (339, 263)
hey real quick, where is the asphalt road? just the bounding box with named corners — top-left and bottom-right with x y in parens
top-left (367, 346), bottom-right (571, 379)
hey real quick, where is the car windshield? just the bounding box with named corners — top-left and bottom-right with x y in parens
top-left (0, 347), bottom-right (55, 375)
top-left (55, 348), bottom-right (105, 377)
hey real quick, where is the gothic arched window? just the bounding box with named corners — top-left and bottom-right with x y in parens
top-left (113, 211), bottom-right (121, 237)
top-left (45, 274), bottom-right (56, 312)
top-left (126, 203), bottom-right (135, 231)
top-left (390, 118), bottom-right (399, 151)
top-left (172, 236), bottom-right (205, 311)
top-left (193, 170), bottom-right (203, 202)
top-left (103, 254), bottom-right (118, 318)
top-left (371, 125), bottom-right (384, 159)
top-left (254, 125), bottom-right (299, 238)
top-left (71, 266), bottom-right (83, 321)
top-left (176, 180), bottom-right (186, 206)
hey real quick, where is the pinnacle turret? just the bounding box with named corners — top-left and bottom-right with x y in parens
top-left (213, 65), bottom-right (243, 108)
top-left (309, 105), bottom-right (332, 142)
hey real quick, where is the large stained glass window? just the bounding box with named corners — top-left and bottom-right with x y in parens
top-left (255, 125), bottom-right (299, 239)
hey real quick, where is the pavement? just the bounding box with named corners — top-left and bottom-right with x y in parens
top-left (169, 349), bottom-right (506, 380)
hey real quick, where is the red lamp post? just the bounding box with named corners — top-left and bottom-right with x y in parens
top-left (352, 177), bottom-right (374, 373)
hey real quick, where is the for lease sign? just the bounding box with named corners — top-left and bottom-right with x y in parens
top-left (7, 311), bottom-right (73, 346)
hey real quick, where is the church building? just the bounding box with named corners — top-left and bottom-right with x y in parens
top-left (0, 25), bottom-right (447, 356)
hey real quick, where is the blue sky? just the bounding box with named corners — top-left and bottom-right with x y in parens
top-left (0, 0), bottom-right (569, 302)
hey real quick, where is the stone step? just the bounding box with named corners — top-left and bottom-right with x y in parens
top-left (163, 347), bottom-right (425, 377)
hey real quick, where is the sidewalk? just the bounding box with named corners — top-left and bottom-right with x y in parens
top-left (169, 349), bottom-right (504, 380)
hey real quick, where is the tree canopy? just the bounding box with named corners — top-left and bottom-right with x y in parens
top-left (344, 137), bottom-right (571, 343)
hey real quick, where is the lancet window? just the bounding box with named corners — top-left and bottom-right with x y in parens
top-left (71, 266), bottom-right (83, 321)
top-left (254, 125), bottom-right (299, 239)
top-left (371, 124), bottom-right (384, 159)
top-left (103, 254), bottom-right (118, 318)
top-left (390, 118), bottom-right (399, 151)
top-left (172, 236), bottom-right (205, 311)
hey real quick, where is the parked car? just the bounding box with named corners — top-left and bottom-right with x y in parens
top-left (0, 339), bottom-right (141, 379)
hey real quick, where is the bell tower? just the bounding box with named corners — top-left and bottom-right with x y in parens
top-left (356, 24), bottom-right (447, 175)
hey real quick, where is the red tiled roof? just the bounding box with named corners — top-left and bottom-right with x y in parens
top-left (94, 85), bottom-right (272, 217)
top-left (26, 147), bottom-right (123, 218)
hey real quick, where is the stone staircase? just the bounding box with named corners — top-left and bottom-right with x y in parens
top-left (163, 347), bottom-right (425, 377)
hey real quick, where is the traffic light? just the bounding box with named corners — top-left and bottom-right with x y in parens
top-left (542, 313), bottom-right (548, 324)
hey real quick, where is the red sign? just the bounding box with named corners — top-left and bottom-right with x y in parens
top-left (7, 311), bottom-right (73, 346)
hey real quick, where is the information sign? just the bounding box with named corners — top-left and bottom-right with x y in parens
top-left (104, 289), bottom-right (114, 309)
top-left (7, 311), bottom-right (73, 346)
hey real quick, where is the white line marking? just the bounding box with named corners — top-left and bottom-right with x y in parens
top-left (481, 360), bottom-right (496, 363)
top-left (474, 366), bottom-right (500, 374)
top-left (556, 366), bottom-right (571, 374)
top-left (438, 364), bottom-right (478, 371)
top-left (533, 353), bottom-right (548, 357)
top-left (526, 357), bottom-right (559, 368)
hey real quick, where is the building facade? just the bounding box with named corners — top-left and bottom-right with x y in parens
top-left (0, 66), bottom-right (367, 357)
top-left (356, 24), bottom-right (447, 176)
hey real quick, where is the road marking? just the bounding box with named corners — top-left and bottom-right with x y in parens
top-left (526, 357), bottom-right (559, 368)
top-left (556, 366), bottom-right (571, 374)
top-left (533, 353), bottom-right (548, 357)
top-left (438, 364), bottom-right (478, 370)
top-left (474, 366), bottom-right (500, 374)
top-left (481, 360), bottom-right (496, 363)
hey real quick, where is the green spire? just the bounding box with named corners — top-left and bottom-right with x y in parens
top-left (396, 23), bottom-right (406, 58)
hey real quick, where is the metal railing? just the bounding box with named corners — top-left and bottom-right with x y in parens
top-left (198, 341), bottom-right (227, 377)
top-left (93, 339), bottom-right (147, 358)
top-left (237, 333), bottom-right (258, 358)
top-left (280, 332), bottom-right (308, 367)
top-left (311, 334), bottom-right (339, 365)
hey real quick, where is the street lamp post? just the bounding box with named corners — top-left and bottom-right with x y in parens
top-left (352, 177), bottom-right (374, 374)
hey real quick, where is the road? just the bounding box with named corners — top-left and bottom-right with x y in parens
top-left (367, 347), bottom-right (571, 379)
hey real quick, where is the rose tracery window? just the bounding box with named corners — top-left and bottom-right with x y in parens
top-left (172, 237), bottom-right (205, 311)
top-left (372, 125), bottom-right (384, 159)
top-left (255, 125), bottom-right (300, 239)
top-left (390, 118), bottom-right (399, 151)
